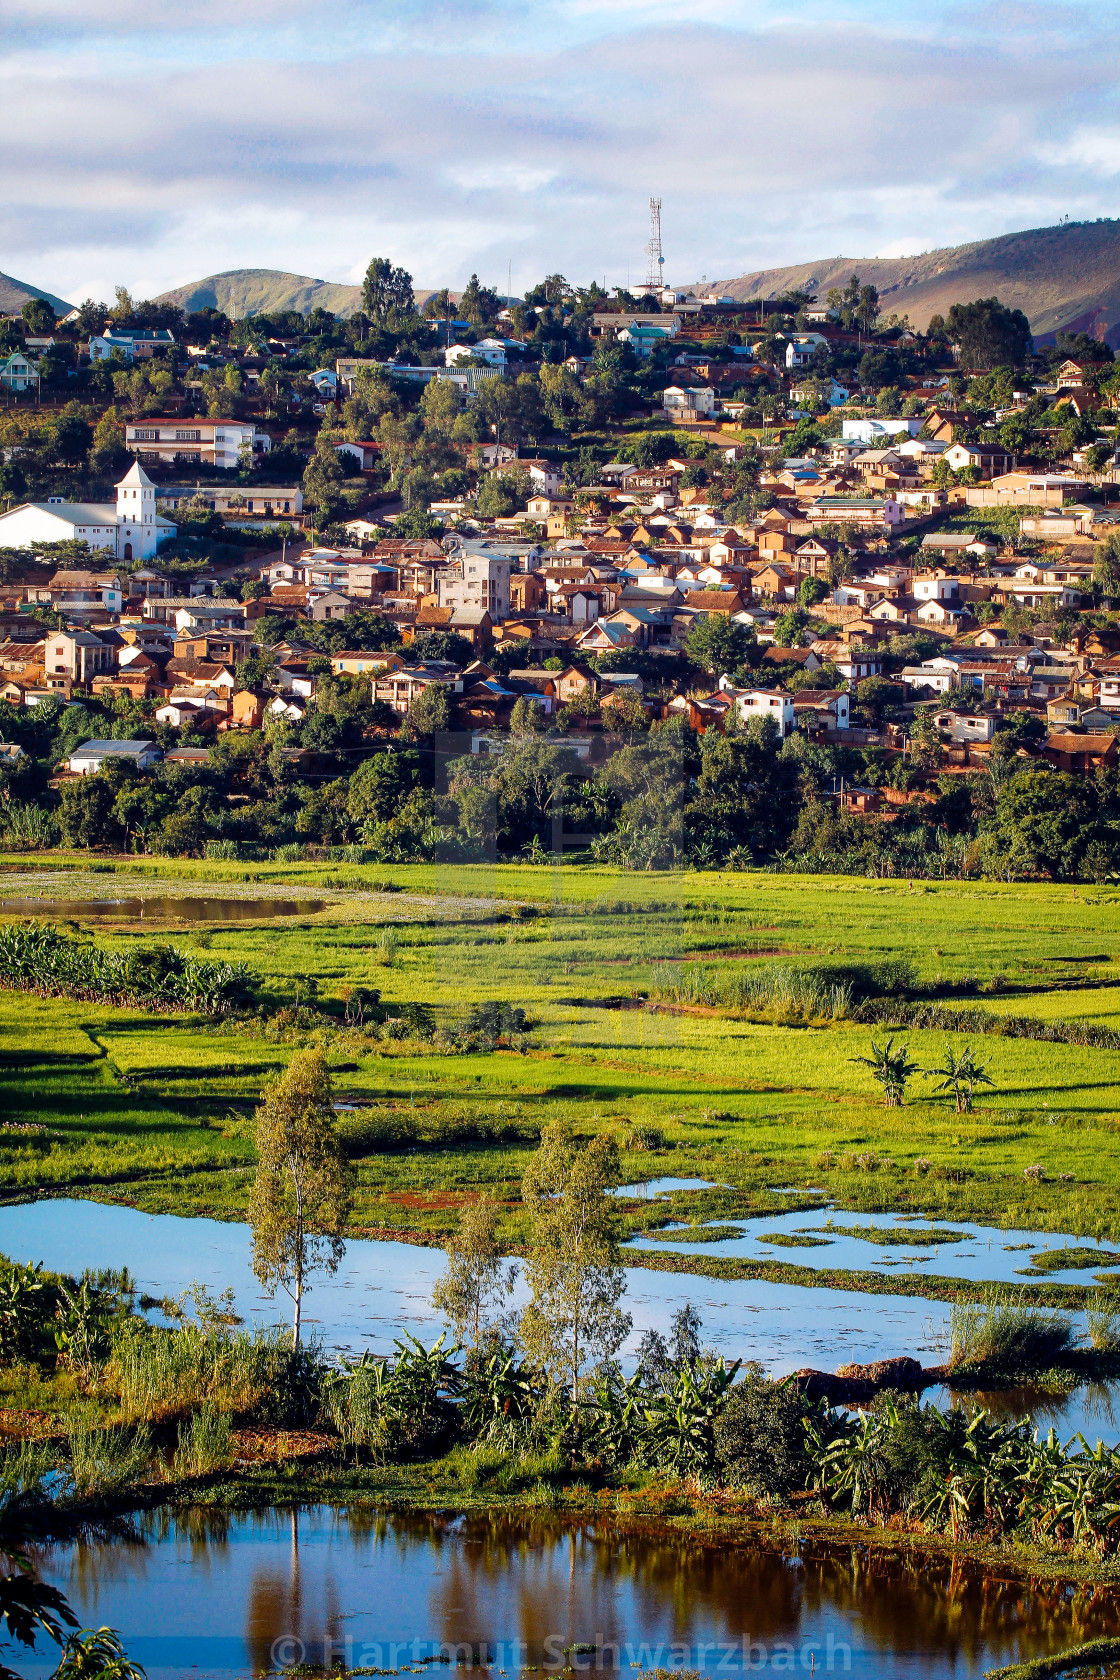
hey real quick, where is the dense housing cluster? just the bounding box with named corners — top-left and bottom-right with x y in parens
top-left (4, 267), bottom-right (1120, 878)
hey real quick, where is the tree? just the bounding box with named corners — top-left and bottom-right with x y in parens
top-left (797, 576), bottom-right (828, 609)
top-left (20, 298), bottom-right (55, 335)
top-left (926, 1043), bottom-right (994, 1114)
top-left (431, 1194), bottom-right (515, 1347)
top-left (908, 708), bottom-right (945, 771)
top-left (401, 680), bottom-right (450, 739)
top-left (302, 433), bottom-right (347, 512)
top-left (518, 1121), bottom-right (632, 1398)
top-left (460, 274), bottom-right (501, 327)
top-left (685, 616), bottom-right (754, 675)
top-left (248, 1047), bottom-right (354, 1347)
top-left (851, 1037), bottom-right (920, 1107)
top-left (946, 298), bottom-right (1032, 370)
top-left (361, 257), bottom-right (415, 326)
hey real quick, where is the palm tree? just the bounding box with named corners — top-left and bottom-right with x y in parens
top-left (850, 1036), bottom-right (920, 1107)
top-left (927, 1042), bottom-right (994, 1113)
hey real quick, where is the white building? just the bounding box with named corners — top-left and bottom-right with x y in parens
top-left (124, 417), bottom-right (267, 471)
top-left (841, 418), bottom-right (921, 443)
top-left (439, 551), bottom-right (512, 619)
top-left (89, 328), bottom-right (175, 362)
top-left (719, 683), bottom-right (796, 736)
top-left (0, 463), bottom-right (175, 561)
top-left (446, 340), bottom-right (507, 368)
top-left (662, 385), bottom-right (717, 417)
top-left (0, 353), bottom-right (40, 395)
top-left (784, 334), bottom-right (829, 369)
top-left (68, 739), bottom-right (161, 775)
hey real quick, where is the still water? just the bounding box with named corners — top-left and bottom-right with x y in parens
top-left (0, 1199), bottom-right (954, 1376)
top-left (628, 1204), bottom-right (1120, 1287)
top-left (5, 1200), bottom-right (1120, 1444)
top-left (18, 1506), bottom-right (1120, 1680)
top-left (0, 897), bottom-right (325, 922)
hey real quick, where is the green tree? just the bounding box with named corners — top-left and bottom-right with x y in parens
top-left (248, 1047), bottom-right (354, 1347)
top-left (908, 708), bottom-right (945, 771)
top-left (361, 257), bottom-right (415, 325)
top-left (685, 616), bottom-right (754, 675)
top-left (401, 680), bottom-right (451, 739)
top-left (518, 1121), bottom-right (632, 1397)
top-left (20, 297), bottom-right (56, 335)
top-left (926, 1043), bottom-right (994, 1114)
top-left (851, 1037), bottom-right (920, 1107)
top-left (946, 298), bottom-right (1032, 369)
top-left (460, 274), bottom-right (501, 327)
top-left (302, 433), bottom-right (347, 511)
top-left (431, 1194), bottom-right (515, 1347)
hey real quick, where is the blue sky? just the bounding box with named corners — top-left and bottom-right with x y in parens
top-left (3, 0), bottom-right (1120, 303)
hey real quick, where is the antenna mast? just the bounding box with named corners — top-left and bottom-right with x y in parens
top-left (644, 197), bottom-right (664, 293)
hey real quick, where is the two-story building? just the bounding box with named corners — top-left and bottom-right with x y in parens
top-left (125, 418), bottom-right (268, 470)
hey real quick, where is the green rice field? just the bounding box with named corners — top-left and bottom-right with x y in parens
top-left (3, 853), bottom-right (1120, 1267)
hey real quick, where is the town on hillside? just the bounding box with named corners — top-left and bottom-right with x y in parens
top-left (1, 263), bottom-right (1120, 877)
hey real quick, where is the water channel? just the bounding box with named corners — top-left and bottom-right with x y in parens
top-left (16, 1506), bottom-right (1120, 1680)
top-left (0, 897), bottom-right (325, 922)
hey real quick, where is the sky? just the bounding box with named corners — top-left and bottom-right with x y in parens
top-left (4, 0), bottom-right (1120, 305)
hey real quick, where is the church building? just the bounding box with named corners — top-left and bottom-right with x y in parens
top-left (0, 463), bottom-right (176, 561)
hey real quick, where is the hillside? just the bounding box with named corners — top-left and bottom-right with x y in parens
top-left (0, 272), bottom-right (73, 318)
top-left (155, 268), bottom-right (364, 319)
top-left (154, 267), bottom-right (448, 320)
top-left (704, 220), bottom-right (1120, 346)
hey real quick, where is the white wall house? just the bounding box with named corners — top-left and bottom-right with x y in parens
top-left (720, 685), bottom-right (796, 736)
top-left (662, 385), bottom-right (717, 417)
top-left (439, 552), bottom-right (512, 619)
top-left (841, 418), bottom-right (921, 443)
top-left (124, 418), bottom-right (266, 470)
top-left (0, 353), bottom-right (40, 394)
top-left (0, 463), bottom-right (175, 561)
top-left (89, 329), bottom-right (175, 362)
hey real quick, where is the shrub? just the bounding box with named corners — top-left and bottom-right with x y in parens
top-left (64, 1418), bottom-right (152, 1499)
top-left (713, 1371), bottom-right (808, 1497)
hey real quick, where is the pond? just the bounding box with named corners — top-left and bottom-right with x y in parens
top-left (0, 896), bottom-right (325, 922)
top-left (0, 1199), bottom-right (955, 1380)
top-left (628, 1203), bottom-right (1120, 1288)
top-left (18, 1506), bottom-right (1120, 1680)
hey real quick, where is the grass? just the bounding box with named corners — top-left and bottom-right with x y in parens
top-left (5, 856), bottom-right (1120, 1266)
top-left (948, 1293), bottom-right (1078, 1369)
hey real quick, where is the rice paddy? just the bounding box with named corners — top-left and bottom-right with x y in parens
top-left (3, 853), bottom-right (1120, 1262)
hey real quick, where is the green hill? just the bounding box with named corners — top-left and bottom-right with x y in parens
top-left (703, 219), bottom-right (1120, 346)
top-left (0, 272), bottom-right (74, 318)
top-left (154, 268), bottom-right (448, 321)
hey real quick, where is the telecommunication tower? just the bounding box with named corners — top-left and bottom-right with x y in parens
top-left (644, 197), bottom-right (664, 293)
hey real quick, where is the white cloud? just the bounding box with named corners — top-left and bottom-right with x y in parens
top-left (3, 2), bottom-right (1120, 298)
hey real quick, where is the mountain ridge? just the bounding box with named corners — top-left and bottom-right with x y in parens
top-left (0, 272), bottom-right (74, 318)
top-left (700, 219), bottom-right (1120, 345)
top-left (153, 267), bottom-right (446, 320)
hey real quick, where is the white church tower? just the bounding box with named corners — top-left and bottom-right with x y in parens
top-left (114, 462), bottom-right (161, 560)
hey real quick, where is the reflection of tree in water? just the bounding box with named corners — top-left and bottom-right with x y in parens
top-left (36, 1507), bottom-right (1120, 1677)
top-left (333, 1511), bottom-right (1120, 1673)
top-left (241, 1508), bottom-right (344, 1675)
top-left (946, 1381), bottom-right (1120, 1440)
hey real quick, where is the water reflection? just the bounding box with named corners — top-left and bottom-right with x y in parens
top-left (20, 1508), bottom-right (1120, 1680)
top-left (0, 896), bottom-right (325, 922)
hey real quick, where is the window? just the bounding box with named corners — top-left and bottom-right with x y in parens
top-left (175, 430), bottom-right (202, 443)
top-left (134, 429), bottom-right (158, 442)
